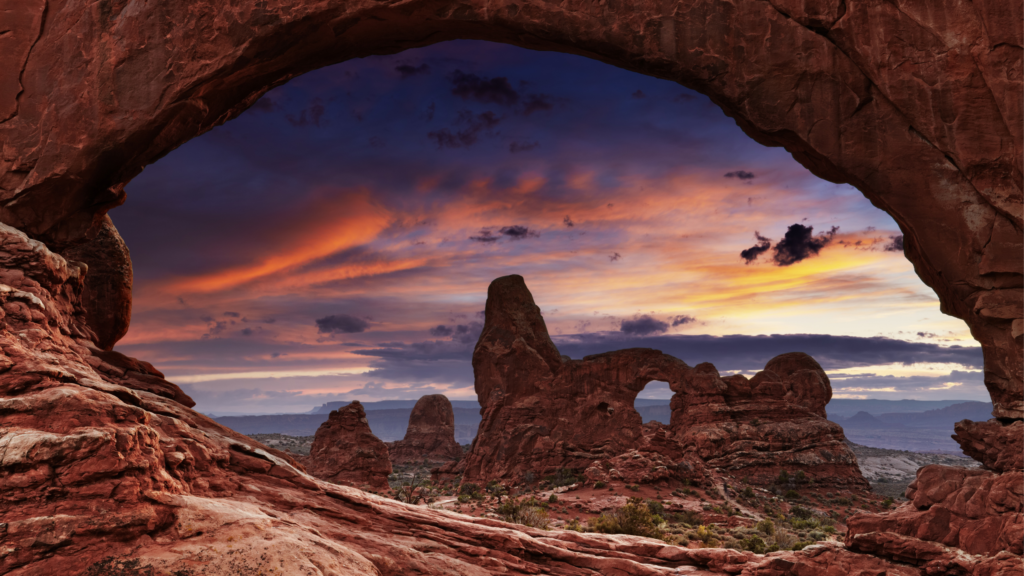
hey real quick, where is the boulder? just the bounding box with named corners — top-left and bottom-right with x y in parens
top-left (388, 394), bottom-right (464, 465)
top-left (952, 418), bottom-right (1024, 472)
top-left (306, 401), bottom-right (392, 491)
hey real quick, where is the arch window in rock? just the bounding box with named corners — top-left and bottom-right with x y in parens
top-left (1, 5), bottom-right (1019, 572)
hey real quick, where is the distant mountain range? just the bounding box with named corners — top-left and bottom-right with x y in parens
top-left (213, 398), bottom-right (992, 452)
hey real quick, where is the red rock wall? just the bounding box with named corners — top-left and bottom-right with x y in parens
top-left (306, 401), bottom-right (392, 491)
top-left (0, 0), bottom-right (1019, 418)
top-left (388, 394), bottom-right (464, 465)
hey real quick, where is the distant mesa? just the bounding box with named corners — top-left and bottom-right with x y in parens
top-left (835, 411), bottom-right (905, 429)
top-left (437, 274), bottom-right (868, 490)
top-left (388, 394), bottom-right (464, 465)
top-left (302, 401), bottom-right (392, 491)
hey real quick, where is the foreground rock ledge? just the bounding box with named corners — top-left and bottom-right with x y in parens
top-left (0, 224), bottom-right (1019, 575)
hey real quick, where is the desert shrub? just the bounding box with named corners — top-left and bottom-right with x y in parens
top-left (627, 484), bottom-right (640, 492)
top-left (790, 518), bottom-right (820, 530)
top-left (86, 556), bottom-right (155, 576)
top-left (755, 519), bottom-right (775, 536)
top-left (795, 471), bottom-right (807, 483)
top-left (457, 494), bottom-right (470, 504)
top-left (646, 499), bottom-right (665, 518)
top-left (548, 494), bottom-right (559, 504)
top-left (882, 497), bottom-right (894, 508)
top-left (751, 418), bottom-right (760, 426)
top-left (565, 518), bottom-right (585, 532)
top-left (394, 473), bottom-right (433, 504)
top-left (808, 530), bottom-right (826, 541)
top-left (834, 497), bottom-right (851, 506)
top-left (790, 505), bottom-right (813, 520)
top-left (823, 525), bottom-right (836, 534)
top-left (741, 535), bottom-right (767, 554)
top-left (498, 497), bottom-right (550, 529)
top-left (742, 487), bottom-right (754, 498)
top-left (784, 490), bottom-right (801, 500)
top-left (588, 497), bottom-right (665, 539)
top-left (791, 541), bottom-right (813, 551)
top-left (460, 482), bottom-right (479, 495)
top-left (776, 470), bottom-right (790, 484)
top-left (523, 471), bottom-right (536, 484)
top-left (594, 481), bottom-right (607, 489)
top-left (674, 509), bottom-right (703, 526)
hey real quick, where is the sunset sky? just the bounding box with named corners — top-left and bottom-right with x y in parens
top-left (115, 41), bottom-right (985, 415)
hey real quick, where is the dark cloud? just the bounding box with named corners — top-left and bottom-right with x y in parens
top-left (916, 332), bottom-right (937, 339)
top-left (884, 235), bottom-right (904, 252)
top-left (429, 325), bottom-right (453, 337)
top-left (552, 333), bottom-right (985, 372)
top-left (469, 230), bottom-right (499, 243)
top-left (286, 98), bottom-right (326, 127)
top-left (241, 327), bottom-right (254, 336)
top-left (740, 232), bottom-right (772, 264)
top-left (315, 314), bottom-right (369, 334)
top-left (632, 90), bottom-right (646, 99)
top-left (563, 215), bottom-right (574, 228)
top-left (772, 224), bottom-right (838, 266)
top-left (395, 63), bottom-right (430, 79)
top-left (724, 170), bottom-right (756, 180)
top-left (522, 94), bottom-right (554, 115)
top-left (449, 70), bottom-right (520, 106)
top-left (500, 225), bottom-right (536, 240)
top-left (201, 319), bottom-right (229, 339)
top-left (620, 315), bottom-right (669, 336)
top-left (469, 225), bottom-right (537, 242)
top-left (510, 141), bottom-right (539, 153)
top-left (224, 311), bottom-right (240, 318)
top-left (609, 252), bottom-right (621, 262)
top-left (671, 315), bottom-right (696, 327)
top-left (427, 110), bottom-right (501, 148)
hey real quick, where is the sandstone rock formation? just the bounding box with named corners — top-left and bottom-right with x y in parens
top-left (0, 0), bottom-right (1018, 424)
top-left (388, 394), bottom-right (464, 465)
top-left (672, 353), bottom-right (867, 487)
top-left (60, 215), bottom-right (132, 351)
top-left (0, 195), bottom-right (1019, 575)
top-left (446, 275), bottom-right (866, 489)
top-left (304, 401), bottom-right (392, 491)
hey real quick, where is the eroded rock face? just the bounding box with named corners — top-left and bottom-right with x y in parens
top-left (450, 275), bottom-right (866, 489)
top-left (952, 418), bottom-right (1024, 473)
top-left (0, 217), bottom-right (1020, 575)
top-left (305, 401), bottom-right (392, 491)
top-left (672, 353), bottom-right (867, 487)
top-left (60, 215), bottom-right (132, 351)
top-left (388, 394), bottom-right (463, 465)
top-left (847, 464), bottom-right (1023, 565)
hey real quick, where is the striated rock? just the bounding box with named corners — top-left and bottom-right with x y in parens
top-left (305, 401), bottom-right (392, 491)
top-left (450, 275), bottom-right (866, 489)
top-left (388, 394), bottom-right (464, 465)
top-left (672, 353), bottom-right (868, 487)
top-left (952, 418), bottom-right (1024, 472)
top-left (847, 464), bottom-right (1024, 558)
top-left (60, 215), bottom-right (132, 351)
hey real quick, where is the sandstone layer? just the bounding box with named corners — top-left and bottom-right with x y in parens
top-left (0, 203), bottom-right (1019, 575)
top-left (446, 275), bottom-right (866, 489)
top-left (388, 394), bottom-right (464, 465)
top-left (0, 0), bottom-right (1019, 420)
top-left (304, 401), bottom-right (392, 491)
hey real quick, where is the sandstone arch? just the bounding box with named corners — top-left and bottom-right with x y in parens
top-left (0, 1), bottom-right (1020, 415)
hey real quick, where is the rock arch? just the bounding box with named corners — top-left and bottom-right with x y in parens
top-left (0, 0), bottom-right (1019, 416)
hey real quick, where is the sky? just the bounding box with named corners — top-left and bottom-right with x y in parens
top-left (114, 40), bottom-right (986, 415)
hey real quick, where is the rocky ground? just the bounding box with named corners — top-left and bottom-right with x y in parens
top-left (846, 441), bottom-right (980, 499)
top-left (248, 433), bottom-right (314, 455)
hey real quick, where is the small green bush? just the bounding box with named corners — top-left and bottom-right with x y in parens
top-left (497, 497), bottom-right (550, 529)
top-left (548, 494), bottom-right (559, 504)
top-left (741, 535), bottom-right (767, 554)
top-left (777, 470), bottom-right (790, 484)
top-left (791, 541), bottom-right (813, 551)
top-left (790, 506), bottom-right (813, 520)
top-left (588, 497), bottom-right (664, 539)
top-left (460, 482), bottom-right (479, 495)
top-left (784, 490), bottom-right (801, 500)
top-left (755, 519), bottom-right (775, 536)
top-left (594, 481), bottom-right (607, 489)
top-left (795, 471), bottom-right (807, 483)
top-left (627, 484), bottom-right (640, 492)
top-left (742, 487), bottom-right (754, 498)
top-left (808, 530), bottom-right (826, 541)
top-left (646, 499), bottom-right (665, 518)
top-left (457, 494), bottom-right (470, 503)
